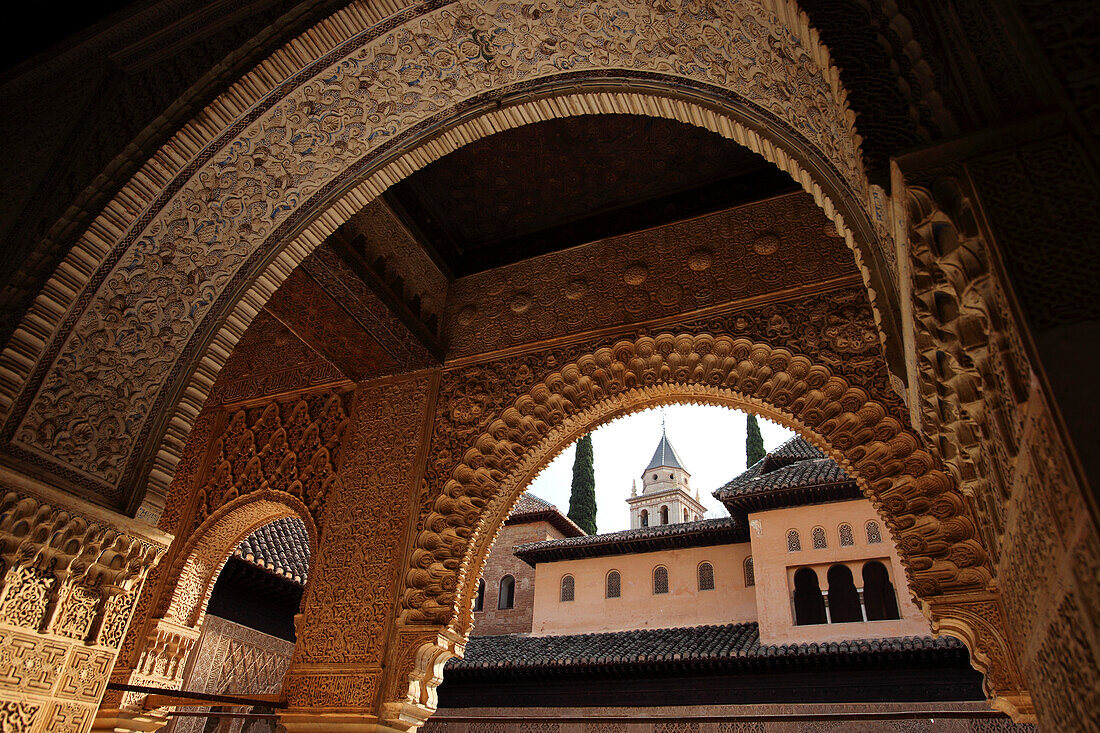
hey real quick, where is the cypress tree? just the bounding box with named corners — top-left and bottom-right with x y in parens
top-left (567, 434), bottom-right (598, 534)
top-left (746, 413), bottom-right (766, 467)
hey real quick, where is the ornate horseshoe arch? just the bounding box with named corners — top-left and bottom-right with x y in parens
top-left (158, 489), bottom-right (317, 628)
top-left (108, 489), bottom-right (317, 719)
top-left (387, 334), bottom-right (1028, 723)
top-left (0, 0), bottom-right (903, 521)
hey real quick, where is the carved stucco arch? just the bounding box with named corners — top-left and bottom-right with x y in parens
top-left (160, 489), bottom-right (317, 628)
top-left (402, 333), bottom-right (988, 628)
top-left (0, 0), bottom-right (901, 519)
top-left (387, 333), bottom-right (1032, 725)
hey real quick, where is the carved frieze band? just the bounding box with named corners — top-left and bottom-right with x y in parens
top-left (444, 192), bottom-right (857, 357)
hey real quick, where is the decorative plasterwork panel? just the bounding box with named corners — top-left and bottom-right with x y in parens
top-left (285, 371), bottom-right (437, 710)
top-left (444, 192), bottom-right (857, 357)
top-left (0, 486), bottom-right (165, 732)
top-left (265, 268), bottom-right (401, 381)
top-left (901, 171), bottom-right (1096, 728)
top-left (204, 310), bottom-right (345, 409)
top-left (0, 0), bottom-right (873, 512)
top-left (173, 615), bottom-right (294, 733)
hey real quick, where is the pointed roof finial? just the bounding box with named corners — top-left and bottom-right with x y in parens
top-left (645, 425), bottom-right (688, 473)
top-left (661, 407), bottom-right (667, 435)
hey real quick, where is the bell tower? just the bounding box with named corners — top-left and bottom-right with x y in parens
top-left (626, 420), bottom-right (708, 528)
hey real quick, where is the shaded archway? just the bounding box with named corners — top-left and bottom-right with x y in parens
top-left (794, 568), bottom-right (827, 625)
top-left (0, 0), bottom-right (900, 523)
top-left (384, 333), bottom-right (1027, 727)
top-left (100, 490), bottom-right (317, 727)
top-left (161, 491), bottom-right (317, 629)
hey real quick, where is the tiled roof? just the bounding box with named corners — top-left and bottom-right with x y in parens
top-left (716, 457), bottom-right (850, 497)
top-left (447, 622), bottom-right (964, 674)
top-left (645, 431), bottom-right (687, 472)
top-left (514, 518), bottom-right (746, 565)
top-left (510, 492), bottom-right (556, 517)
top-left (712, 437), bottom-right (859, 515)
top-left (506, 492), bottom-right (586, 538)
top-left (770, 436), bottom-right (825, 461)
top-left (234, 517), bottom-right (310, 585)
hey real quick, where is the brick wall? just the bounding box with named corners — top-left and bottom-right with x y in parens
top-left (474, 520), bottom-right (567, 636)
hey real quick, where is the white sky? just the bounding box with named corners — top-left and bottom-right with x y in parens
top-left (526, 406), bottom-right (795, 533)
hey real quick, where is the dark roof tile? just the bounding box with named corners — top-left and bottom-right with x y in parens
top-left (514, 518), bottom-right (746, 565)
top-left (506, 492), bottom-right (586, 537)
top-left (450, 623), bottom-right (962, 673)
top-left (645, 431), bottom-right (687, 472)
top-left (234, 517), bottom-right (310, 585)
top-left (712, 437), bottom-right (858, 514)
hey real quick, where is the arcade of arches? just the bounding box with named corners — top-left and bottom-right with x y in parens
top-left (0, 0), bottom-right (1096, 731)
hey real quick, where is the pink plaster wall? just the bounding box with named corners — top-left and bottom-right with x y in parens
top-left (748, 499), bottom-right (931, 645)
top-left (530, 543), bottom-right (757, 635)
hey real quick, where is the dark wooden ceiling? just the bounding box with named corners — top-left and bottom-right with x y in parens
top-left (385, 115), bottom-right (797, 278)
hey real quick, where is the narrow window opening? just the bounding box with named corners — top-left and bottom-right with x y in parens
top-left (560, 574), bottom-right (575, 603)
top-left (498, 575), bottom-right (515, 610)
top-left (812, 526), bottom-right (827, 549)
top-left (744, 556), bottom-right (755, 587)
top-left (839, 523), bottom-right (854, 546)
top-left (787, 529), bottom-right (801, 552)
top-left (653, 566), bottom-right (669, 594)
top-left (473, 578), bottom-right (484, 612)
top-left (863, 561), bottom-right (900, 620)
top-left (793, 567), bottom-right (826, 625)
top-left (827, 565), bottom-right (862, 623)
top-left (698, 562), bottom-right (715, 591)
top-left (866, 521), bottom-right (883, 544)
top-left (606, 570), bottom-right (621, 599)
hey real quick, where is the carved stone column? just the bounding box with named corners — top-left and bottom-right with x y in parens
top-left (896, 146), bottom-right (1100, 728)
top-left (0, 469), bottom-right (169, 733)
top-left (280, 371), bottom-right (441, 732)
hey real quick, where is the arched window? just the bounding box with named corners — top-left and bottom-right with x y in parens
top-left (697, 562), bottom-right (715, 591)
top-left (839, 523), bottom-right (855, 546)
top-left (660, 506), bottom-right (669, 525)
top-left (498, 575), bottom-right (515, 610)
top-left (640, 509), bottom-right (649, 527)
top-left (473, 578), bottom-right (484, 612)
top-left (606, 570), bottom-right (621, 599)
top-left (812, 526), bottom-right (827, 549)
top-left (793, 568), bottom-right (826, 625)
top-left (866, 520), bottom-right (883, 544)
top-left (560, 574), bottom-right (575, 602)
top-left (787, 529), bottom-right (801, 552)
top-left (862, 561), bottom-right (901, 620)
top-left (653, 473), bottom-right (658, 480)
top-left (684, 509), bottom-right (690, 522)
top-left (744, 556), bottom-right (755, 587)
top-left (653, 566), bottom-right (669, 594)
top-left (826, 565), bottom-right (863, 623)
